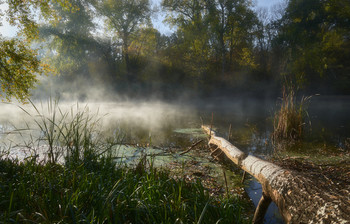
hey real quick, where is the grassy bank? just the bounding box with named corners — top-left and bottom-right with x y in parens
top-left (0, 156), bottom-right (249, 223)
top-left (0, 101), bottom-right (250, 223)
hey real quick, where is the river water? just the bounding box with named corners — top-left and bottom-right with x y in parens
top-left (1, 96), bottom-right (349, 223)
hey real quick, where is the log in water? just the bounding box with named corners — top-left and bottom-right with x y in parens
top-left (202, 125), bottom-right (350, 224)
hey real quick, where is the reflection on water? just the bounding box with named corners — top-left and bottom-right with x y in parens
top-left (1, 96), bottom-right (349, 224)
top-left (2, 96), bottom-right (348, 151)
top-left (246, 179), bottom-right (284, 224)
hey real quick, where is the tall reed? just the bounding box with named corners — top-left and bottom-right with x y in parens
top-left (18, 99), bottom-right (121, 165)
top-left (0, 156), bottom-right (248, 223)
top-left (272, 86), bottom-right (311, 144)
top-left (0, 100), bottom-right (250, 223)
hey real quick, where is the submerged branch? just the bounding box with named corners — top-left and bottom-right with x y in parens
top-left (179, 139), bottom-right (203, 155)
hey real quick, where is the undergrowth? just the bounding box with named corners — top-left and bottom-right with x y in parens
top-left (0, 100), bottom-right (249, 223)
top-left (0, 157), bottom-right (249, 223)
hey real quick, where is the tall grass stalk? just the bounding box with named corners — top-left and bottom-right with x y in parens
top-left (17, 99), bottom-right (122, 165)
top-left (272, 86), bottom-right (311, 144)
top-left (0, 155), bottom-right (249, 223)
top-left (0, 100), bottom-right (250, 223)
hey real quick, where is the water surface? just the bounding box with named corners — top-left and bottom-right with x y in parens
top-left (1, 96), bottom-right (349, 224)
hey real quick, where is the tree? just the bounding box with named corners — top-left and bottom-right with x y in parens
top-left (206, 0), bottom-right (257, 75)
top-left (96, 0), bottom-right (151, 83)
top-left (129, 27), bottom-right (167, 59)
top-left (0, 0), bottom-right (69, 102)
top-left (0, 38), bottom-right (48, 102)
top-left (162, 0), bottom-right (213, 88)
top-left (274, 0), bottom-right (350, 92)
top-left (162, 0), bottom-right (259, 90)
top-left (39, 0), bottom-right (98, 76)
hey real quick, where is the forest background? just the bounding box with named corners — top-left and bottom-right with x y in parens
top-left (1, 0), bottom-right (349, 102)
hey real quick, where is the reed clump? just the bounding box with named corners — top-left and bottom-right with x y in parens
top-left (0, 100), bottom-right (249, 223)
top-left (272, 86), bottom-right (311, 144)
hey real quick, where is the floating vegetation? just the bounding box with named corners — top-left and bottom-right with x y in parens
top-left (0, 101), bottom-right (251, 223)
top-left (173, 128), bottom-right (208, 138)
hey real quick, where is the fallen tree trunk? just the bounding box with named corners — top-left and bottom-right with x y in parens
top-left (202, 125), bottom-right (350, 224)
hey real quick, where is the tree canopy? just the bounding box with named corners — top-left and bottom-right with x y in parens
top-left (273, 0), bottom-right (350, 91)
top-left (1, 0), bottom-right (350, 101)
top-left (0, 0), bottom-right (71, 102)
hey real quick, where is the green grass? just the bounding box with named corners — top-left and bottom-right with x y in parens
top-left (0, 156), bottom-right (248, 223)
top-left (0, 100), bottom-right (250, 223)
top-left (273, 141), bottom-right (350, 165)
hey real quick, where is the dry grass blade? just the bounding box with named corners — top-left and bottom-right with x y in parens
top-left (272, 85), bottom-right (312, 146)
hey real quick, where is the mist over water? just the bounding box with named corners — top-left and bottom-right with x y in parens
top-left (2, 74), bottom-right (350, 152)
top-left (0, 98), bottom-right (198, 146)
top-left (1, 81), bottom-right (349, 224)
top-left (1, 0), bottom-right (349, 222)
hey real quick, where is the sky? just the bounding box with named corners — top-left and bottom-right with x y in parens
top-left (256, 0), bottom-right (284, 8)
top-left (0, 0), bottom-right (284, 37)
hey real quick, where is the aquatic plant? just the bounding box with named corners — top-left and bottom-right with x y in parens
top-left (0, 100), bottom-right (250, 223)
top-left (16, 99), bottom-right (122, 165)
top-left (0, 152), bottom-right (249, 223)
top-left (272, 86), bottom-right (311, 144)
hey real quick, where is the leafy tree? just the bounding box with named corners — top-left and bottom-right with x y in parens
top-left (0, 0), bottom-right (70, 102)
top-left (162, 0), bottom-right (213, 88)
top-left (39, 0), bottom-right (97, 75)
top-left (274, 0), bottom-right (350, 92)
top-left (96, 0), bottom-right (151, 82)
top-left (162, 0), bottom-right (259, 90)
top-left (206, 0), bottom-right (258, 74)
top-left (0, 38), bottom-right (49, 102)
top-left (129, 27), bottom-right (167, 59)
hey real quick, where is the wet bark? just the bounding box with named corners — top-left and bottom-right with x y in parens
top-left (202, 125), bottom-right (350, 224)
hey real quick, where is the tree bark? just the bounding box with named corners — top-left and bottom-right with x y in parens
top-left (252, 192), bottom-right (272, 224)
top-left (202, 125), bottom-right (350, 224)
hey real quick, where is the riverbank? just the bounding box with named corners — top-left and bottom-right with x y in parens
top-left (0, 100), bottom-right (255, 223)
top-left (0, 151), bottom-right (253, 223)
top-left (271, 146), bottom-right (350, 187)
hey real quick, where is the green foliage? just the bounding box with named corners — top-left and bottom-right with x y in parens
top-left (39, 0), bottom-right (97, 75)
top-left (274, 0), bottom-right (350, 89)
top-left (0, 157), bottom-right (248, 223)
top-left (0, 101), bottom-right (249, 223)
top-left (98, 0), bottom-right (151, 34)
top-left (6, 0), bottom-right (76, 39)
top-left (39, 0), bottom-right (153, 87)
top-left (0, 0), bottom-right (73, 102)
top-left (161, 0), bottom-right (259, 90)
top-left (96, 0), bottom-right (151, 78)
top-left (3, 0), bottom-right (348, 98)
top-left (129, 28), bottom-right (165, 58)
top-left (206, 0), bottom-right (258, 69)
top-left (0, 38), bottom-right (49, 102)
